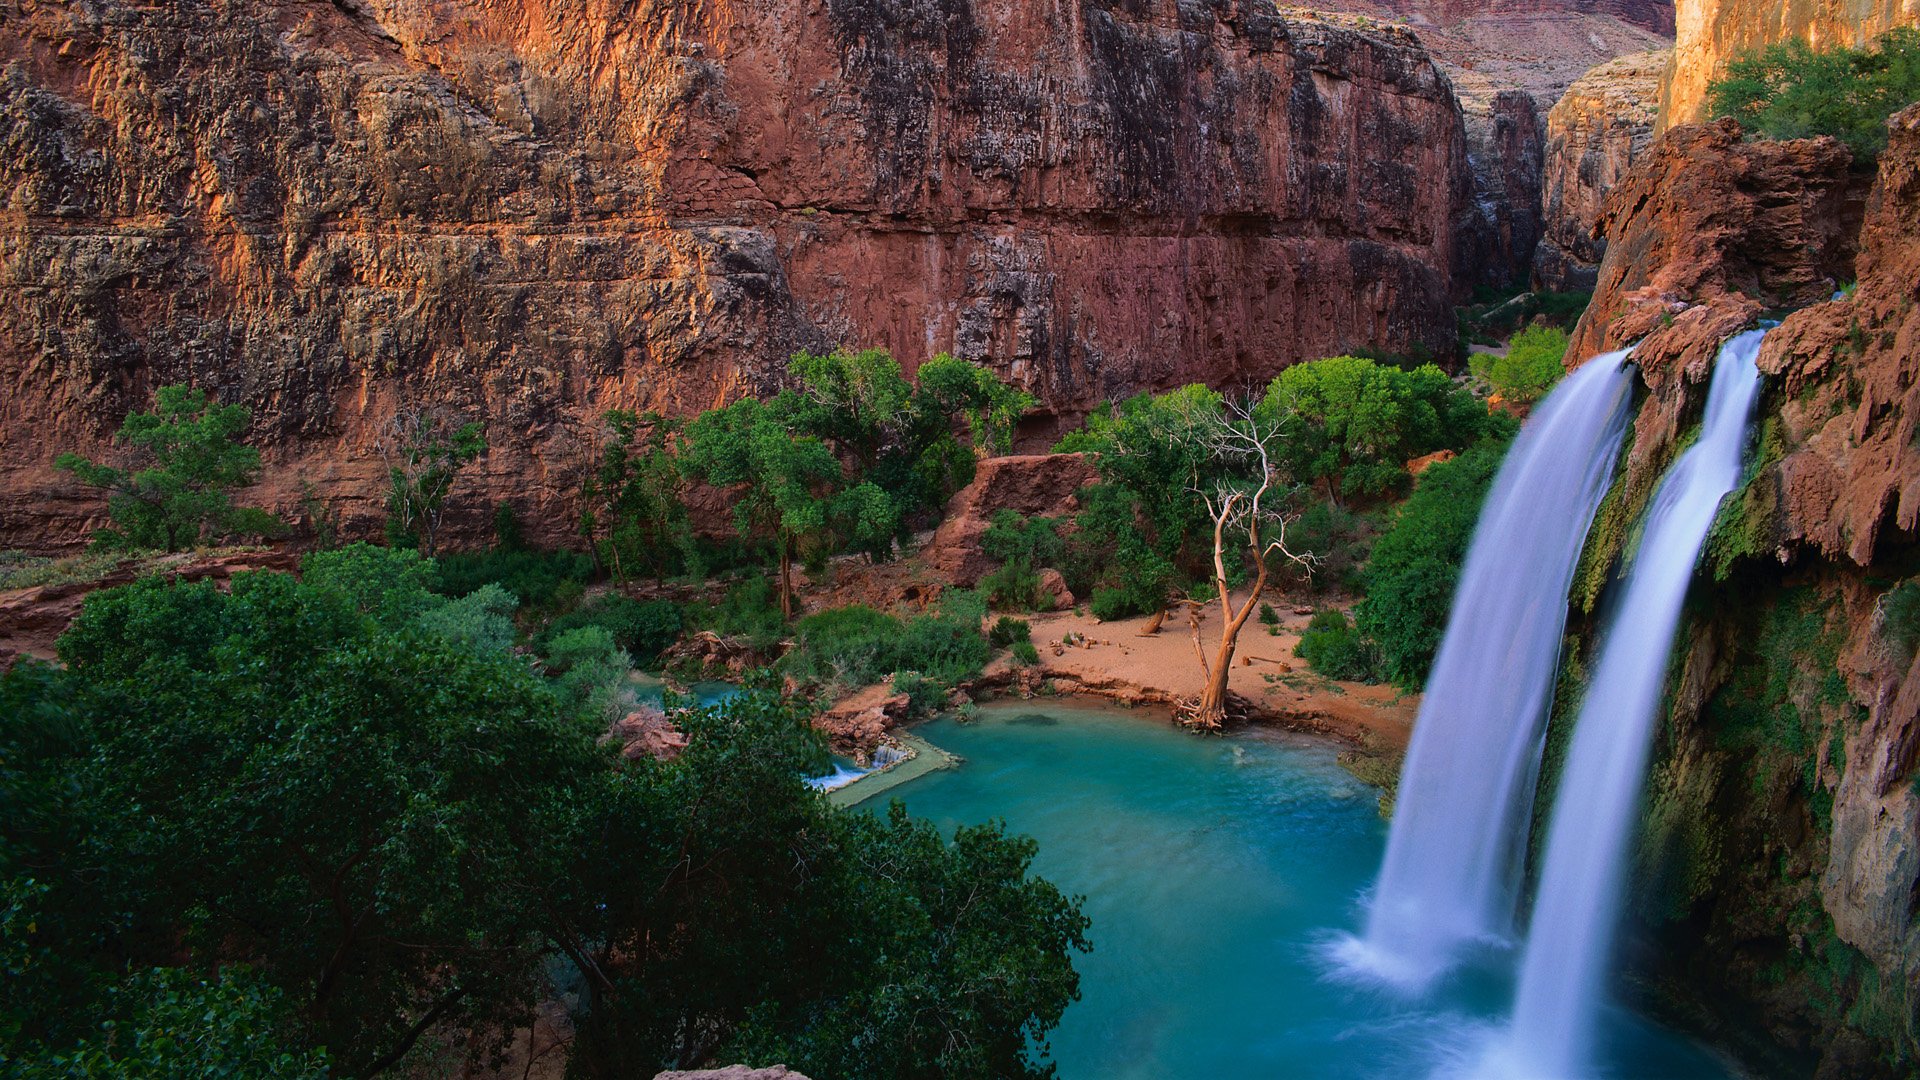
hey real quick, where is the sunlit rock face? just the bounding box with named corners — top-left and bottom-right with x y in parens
top-left (1559, 106), bottom-right (1920, 1077)
top-left (0, 0), bottom-right (1482, 550)
top-left (1532, 49), bottom-right (1666, 291)
top-left (1658, 0), bottom-right (1920, 131)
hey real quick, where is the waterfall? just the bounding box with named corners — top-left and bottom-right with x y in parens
top-left (1497, 330), bottom-right (1765, 1079)
top-left (1335, 350), bottom-right (1636, 992)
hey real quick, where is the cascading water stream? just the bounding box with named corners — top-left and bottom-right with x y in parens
top-left (1494, 329), bottom-right (1766, 1079)
top-left (1335, 351), bottom-right (1636, 991)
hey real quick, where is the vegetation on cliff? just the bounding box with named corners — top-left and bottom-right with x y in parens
top-left (1709, 27), bottom-right (1920, 159)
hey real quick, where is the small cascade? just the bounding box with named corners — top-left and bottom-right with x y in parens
top-left (1497, 329), bottom-right (1766, 1078)
top-left (1338, 351), bottom-right (1637, 991)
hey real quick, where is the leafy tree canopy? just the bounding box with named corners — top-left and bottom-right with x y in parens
top-left (1709, 27), bottom-right (1920, 160)
top-left (54, 385), bottom-right (282, 552)
top-left (1264, 356), bottom-right (1493, 500)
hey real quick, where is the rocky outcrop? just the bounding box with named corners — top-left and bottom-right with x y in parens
top-left (1659, 0), bottom-right (1920, 131)
top-left (1555, 106), bottom-right (1920, 1077)
top-left (1565, 116), bottom-right (1861, 367)
top-left (925, 453), bottom-right (1097, 586)
top-left (1455, 89), bottom-right (1547, 286)
top-left (1532, 49), bottom-right (1667, 290)
top-left (0, 0), bottom-right (1482, 552)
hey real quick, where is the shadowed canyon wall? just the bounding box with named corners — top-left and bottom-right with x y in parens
top-left (1559, 106), bottom-right (1919, 1077)
top-left (0, 0), bottom-right (1480, 549)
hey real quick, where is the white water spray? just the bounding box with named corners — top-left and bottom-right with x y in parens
top-left (1497, 329), bottom-right (1765, 1078)
top-left (1338, 351), bottom-right (1636, 991)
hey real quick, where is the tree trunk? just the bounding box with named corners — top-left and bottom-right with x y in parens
top-left (778, 534), bottom-right (795, 620)
top-left (1189, 564), bottom-right (1269, 730)
top-left (1138, 607), bottom-right (1168, 636)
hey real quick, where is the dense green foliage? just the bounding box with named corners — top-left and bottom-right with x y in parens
top-left (582, 410), bottom-right (700, 581)
top-left (1, 561), bottom-right (1086, 1079)
top-left (537, 593), bottom-right (685, 666)
top-left (1354, 439), bottom-right (1510, 688)
top-left (981, 511), bottom-right (1066, 611)
top-left (1476, 325), bottom-right (1569, 404)
top-left (1266, 356), bottom-right (1496, 500)
top-left (431, 544), bottom-right (596, 612)
top-left (1457, 287), bottom-right (1593, 344)
top-left (1881, 578), bottom-right (1920, 657)
top-left (1709, 27), bottom-right (1920, 160)
top-left (783, 592), bottom-right (993, 693)
top-left (1293, 609), bottom-right (1380, 682)
top-left (54, 386), bottom-right (282, 552)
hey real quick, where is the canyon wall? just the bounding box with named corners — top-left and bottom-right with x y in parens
top-left (0, 0), bottom-right (1477, 550)
top-left (1658, 0), bottom-right (1920, 130)
top-left (1556, 108), bottom-right (1919, 1076)
top-left (1531, 49), bottom-right (1665, 290)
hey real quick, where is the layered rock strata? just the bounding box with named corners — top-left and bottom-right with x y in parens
top-left (1531, 49), bottom-right (1667, 290)
top-left (0, 0), bottom-right (1479, 550)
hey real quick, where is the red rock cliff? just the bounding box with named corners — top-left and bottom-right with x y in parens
top-left (0, 0), bottom-right (1479, 550)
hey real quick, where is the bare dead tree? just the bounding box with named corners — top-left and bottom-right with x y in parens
top-left (1180, 395), bottom-right (1315, 730)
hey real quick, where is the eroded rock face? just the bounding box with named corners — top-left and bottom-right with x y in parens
top-left (0, 0), bottom-right (1480, 551)
top-left (925, 452), bottom-right (1098, 587)
top-left (1532, 49), bottom-right (1667, 291)
top-left (1659, 0), bottom-right (1920, 130)
top-left (1561, 106), bottom-right (1920, 1077)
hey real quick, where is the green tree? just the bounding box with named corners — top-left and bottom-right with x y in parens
top-left (582, 410), bottom-right (697, 582)
top-left (47, 569), bottom-right (599, 1075)
top-left (1354, 439), bottom-right (1509, 687)
top-left (1264, 356), bottom-right (1492, 501)
top-left (678, 397), bottom-right (843, 619)
top-left (381, 408), bottom-right (487, 555)
top-left (1709, 27), bottom-right (1920, 160)
top-left (54, 386), bottom-right (282, 552)
top-left (1487, 325), bottom-right (1570, 404)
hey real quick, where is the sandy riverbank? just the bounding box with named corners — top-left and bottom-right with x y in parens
top-left (981, 601), bottom-right (1418, 752)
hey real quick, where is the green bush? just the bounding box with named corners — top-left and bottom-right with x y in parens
top-left (1355, 439), bottom-right (1509, 688)
top-left (892, 670), bottom-right (948, 718)
top-left (1011, 640), bottom-right (1042, 667)
top-left (982, 511), bottom-right (1064, 567)
top-left (1258, 603), bottom-right (1279, 627)
top-left (53, 385), bottom-right (283, 552)
top-left (989, 616), bottom-right (1033, 648)
top-left (541, 625), bottom-right (632, 722)
top-left (1709, 27), bottom-right (1920, 160)
top-left (1488, 325), bottom-right (1569, 403)
top-left (1293, 609), bottom-right (1379, 682)
top-left (786, 598), bottom-right (991, 691)
top-left (1883, 578), bottom-right (1920, 656)
top-left (1088, 587), bottom-right (1136, 623)
top-left (431, 545), bottom-right (595, 611)
top-left (981, 559), bottom-right (1052, 611)
top-left (416, 582), bottom-right (519, 656)
top-left (537, 594), bottom-right (684, 666)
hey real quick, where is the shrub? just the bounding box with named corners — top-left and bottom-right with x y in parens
top-left (786, 597), bottom-right (991, 691)
top-left (1088, 586), bottom-right (1135, 623)
top-left (892, 670), bottom-right (948, 718)
top-left (1266, 356), bottom-right (1494, 499)
top-left (537, 594), bottom-right (684, 666)
top-left (542, 625), bottom-right (632, 721)
top-left (431, 546), bottom-right (596, 611)
top-left (989, 616), bottom-right (1033, 648)
top-left (1258, 603), bottom-right (1279, 627)
top-left (1709, 27), bottom-right (1920, 160)
top-left (697, 576), bottom-right (789, 649)
top-left (416, 582), bottom-right (519, 656)
top-left (1011, 640), bottom-right (1041, 667)
top-left (982, 511), bottom-right (1064, 567)
top-left (1883, 578), bottom-right (1920, 656)
top-left (1355, 439), bottom-right (1509, 688)
top-left (981, 559), bottom-right (1051, 611)
top-left (1293, 609), bottom-right (1379, 682)
top-left (1489, 325), bottom-right (1569, 403)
